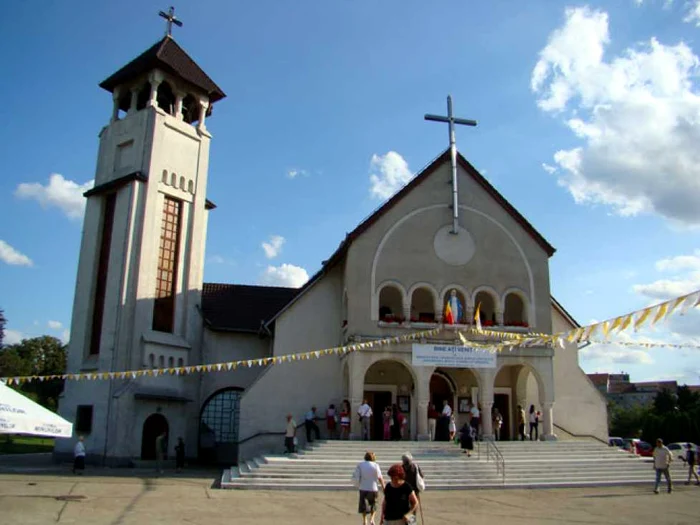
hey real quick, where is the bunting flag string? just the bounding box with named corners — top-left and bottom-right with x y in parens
top-left (3, 289), bottom-right (699, 386)
top-left (1, 327), bottom-right (442, 386)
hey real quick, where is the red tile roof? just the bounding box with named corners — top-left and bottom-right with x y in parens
top-left (587, 373), bottom-right (609, 387)
top-left (100, 36), bottom-right (225, 103)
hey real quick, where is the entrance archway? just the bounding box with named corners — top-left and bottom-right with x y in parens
top-left (199, 388), bottom-right (243, 465)
top-left (494, 364), bottom-right (545, 440)
top-left (430, 371), bottom-right (455, 410)
top-left (141, 413), bottom-right (169, 460)
top-left (364, 359), bottom-right (415, 440)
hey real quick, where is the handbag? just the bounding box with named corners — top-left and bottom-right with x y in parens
top-left (416, 469), bottom-right (426, 492)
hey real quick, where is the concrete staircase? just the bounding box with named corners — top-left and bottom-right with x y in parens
top-left (221, 439), bottom-right (687, 490)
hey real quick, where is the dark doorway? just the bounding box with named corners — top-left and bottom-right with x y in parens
top-left (430, 373), bottom-right (453, 410)
top-left (494, 393), bottom-right (511, 440)
top-left (365, 391), bottom-right (392, 440)
top-left (141, 413), bottom-right (169, 460)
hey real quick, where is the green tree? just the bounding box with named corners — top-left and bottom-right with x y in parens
top-left (0, 336), bottom-right (67, 411)
top-left (653, 388), bottom-right (677, 414)
top-left (0, 309), bottom-right (6, 348)
top-left (676, 385), bottom-right (700, 413)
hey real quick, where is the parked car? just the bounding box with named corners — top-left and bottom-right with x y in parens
top-left (668, 442), bottom-right (698, 458)
top-left (609, 437), bottom-right (625, 448)
top-left (624, 438), bottom-right (653, 457)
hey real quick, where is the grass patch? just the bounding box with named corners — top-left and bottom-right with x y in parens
top-left (0, 436), bottom-right (55, 454)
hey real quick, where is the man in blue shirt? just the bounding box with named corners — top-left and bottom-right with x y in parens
top-left (305, 406), bottom-right (320, 443)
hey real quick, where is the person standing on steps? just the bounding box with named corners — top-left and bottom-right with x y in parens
top-left (383, 406), bottom-right (392, 441)
top-left (326, 404), bottom-right (338, 440)
top-left (427, 403), bottom-right (439, 441)
top-left (492, 408), bottom-right (503, 441)
top-left (653, 438), bottom-right (673, 494)
top-left (358, 399), bottom-right (373, 441)
top-left (352, 451), bottom-right (384, 525)
top-left (340, 400), bottom-right (351, 440)
top-left (305, 406), bottom-right (320, 443)
top-left (284, 413), bottom-right (297, 453)
top-left (529, 405), bottom-right (539, 441)
top-left (517, 405), bottom-right (526, 441)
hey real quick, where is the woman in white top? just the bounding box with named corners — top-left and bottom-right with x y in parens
top-left (352, 451), bottom-right (384, 525)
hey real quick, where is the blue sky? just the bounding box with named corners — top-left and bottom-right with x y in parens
top-left (1, 1), bottom-right (699, 384)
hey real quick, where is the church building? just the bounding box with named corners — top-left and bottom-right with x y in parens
top-left (55, 33), bottom-right (607, 466)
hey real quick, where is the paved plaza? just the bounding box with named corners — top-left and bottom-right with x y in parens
top-left (0, 469), bottom-right (698, 525)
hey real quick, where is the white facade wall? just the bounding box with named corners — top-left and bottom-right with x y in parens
top-left (238, 266), bottom-right (344, 460)
top-left (551, 306), bottom-right (609, 441)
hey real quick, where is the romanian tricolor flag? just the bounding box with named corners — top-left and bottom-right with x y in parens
top-left (444, 302), bottom-right (455, 324)
top-left (474, 302), bottom-right (482, 331)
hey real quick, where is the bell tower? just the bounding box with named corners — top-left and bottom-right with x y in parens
top-left (56, 18), bottom-right (225, 464)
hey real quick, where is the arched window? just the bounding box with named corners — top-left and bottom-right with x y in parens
top-left (168, 356), bottom-right (174, 367)
top-left (177, 357), bottom-right (184, 367)
top-left (148, 353), bottom-right (155, 368)
top-left (181, 94), bottom-right (201, 125)
top-left (199, 388), bottom-right (243, 465)
top-left (443, 288), bottom-right (468, 324)
top-left (378, 285), bottom-right (404, 323)
top-left (162, 170), bottom-right (168, 184)
top-left (179, 176), bottom-right (186, 190)
top-left (474, 290), bottom-right (497, 327)
top-left (171, 173), bottom-right (177, 186)
top-left (410, 287), bottom-right (436, 323)
top-left (136, 82), bottom-right (151, 111)
top-left (158, 355), bottom-right (165, 368)
top-left (156, 81), bottom-right (176, 115)
top-left (187, 180), bottom-right (194, 193)
top-left (117, 91), bottom-right (130, 119)
top-left (504, 293), bottom-right (527, 327)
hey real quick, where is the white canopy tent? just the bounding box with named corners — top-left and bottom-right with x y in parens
top-left (0, 380), bottom-right (73, 438)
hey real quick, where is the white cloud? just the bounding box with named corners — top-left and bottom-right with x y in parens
top-left (655, 250), bottom-right (700, 272)
top-left (369, 151), bottom-right (413, 200)
top-left (3, 329), bottom-right (24, 345)
top-left (581, 344), bottom-right (654, 364)
top-left (633, 273), bottom-right (700, 300)
top-left (15, 174), bottom-right (93, 220)
top-left (286, 168), bottom-right (308, 179)
top-left (0, 240), bottom-right (33, 267)
top-left (261, 235), bottom-right (285, 259)
top-left (47, 320), bottom-right (63, 330)
top-left (260, 264), bottom-right (309, 287)
top-left (685, 1), bottom-right (700, 25)
top-left (542, 163), bottom-right (557, 174)
top-left (61, 329), bottom-right (70, 343)
top-left (532, 7), bottom-right (700, 225)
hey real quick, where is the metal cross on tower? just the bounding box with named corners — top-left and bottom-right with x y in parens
top-left (159, 6), bottom-right (183, 37)
top-left (425, 95), bottom-right (477, 234)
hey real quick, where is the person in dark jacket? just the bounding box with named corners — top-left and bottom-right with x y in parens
top-left (460, 422), bottom-right (475, 456)
top-left (401, 452), bottom-right (424, 495)
top-left (175, 437), bottom-right (185, 472)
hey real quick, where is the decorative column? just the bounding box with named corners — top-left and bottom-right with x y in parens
top-left (148, 71), bottom-right (163, 108)
top-left (495, 309), bottom-right (504, 326)
top-left (174, 92), bottom-right (184, 120)
top-left (414, 368), bottom-right (431, 441)
top-left (465, 306), bottom-right (474, 325)
top-left (111, 87), bottom-right (121, 122)
top-left (197, 98), bottom-right (209, 130)
top-left (129, 86), bottom-right (139, 114)
top-left (542, 401), bottom-right (557, 441)
top-left (347, 353), bottom-right (365, 440)
top-left (479, 368), bottom-right (495, 440)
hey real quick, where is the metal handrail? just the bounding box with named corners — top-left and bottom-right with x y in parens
top-left (483, 438), bottom-right (506, 485)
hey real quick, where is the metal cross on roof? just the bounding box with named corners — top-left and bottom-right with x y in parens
top-left (159, 6), bottom-right (183, 37)
top-left (425, 95), bottom-right (477, 234)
